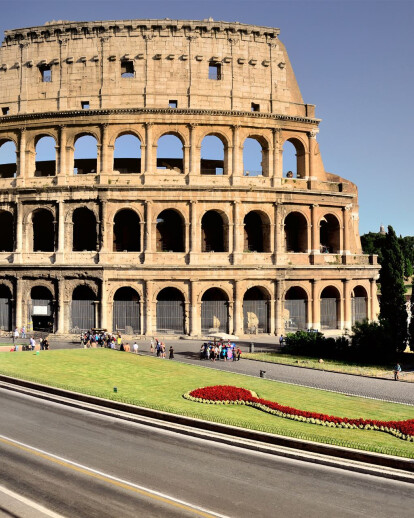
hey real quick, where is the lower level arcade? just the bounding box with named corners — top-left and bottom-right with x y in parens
top-left (0, 275), bottom-right (378, 336)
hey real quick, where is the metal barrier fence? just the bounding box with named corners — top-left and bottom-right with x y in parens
top-left (0, 297), bottom-right (11, 331)
top-left (113, 300), bottom-right (140, 334)
top-left (243, 300), bottom-right (269, 333)
top-left (352, 297), bottom-right (367, 325)
top-left (156, 300), bottom-right (185, 333)
top-left (320, 298), bottom-right (338, 329)
top-left (201, 300), bottom-right (228, 333)
top-left (71, 300), bottom-right (95, 332)
top-left (284, 299), bottom-right (307, 331)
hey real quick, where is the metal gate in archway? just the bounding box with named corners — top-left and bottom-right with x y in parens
top-left (320, 298), bottom-right (338, 329)
top-left (352, 297), bottom-right (367, 325)
top-left (201, 301), bottom-right (228, 334)
top-left (113, 300), bottom-right (140, 334)
top-left (0, 296), bottom-right (12, 331)
top-left (243, 300), bottom-right (269, 333)
top-left (71, 300), bottom-right (96, 332)
top-left (29, 299), bottom-right (54, 332)
top-left (156, 301), bottom-right (185, 334)
top-left (284, 299), bottom-right (306, 331)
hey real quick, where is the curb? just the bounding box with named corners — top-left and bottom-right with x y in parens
top-left (1, 374), bottom-right (413, 480)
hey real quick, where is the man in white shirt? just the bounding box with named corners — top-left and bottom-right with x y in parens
top-left (29, 336), bottom-right (36, 351)
top-left (132, 342), bottom-right (139, 354)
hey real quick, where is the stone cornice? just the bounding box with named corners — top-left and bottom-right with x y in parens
top-left (3, 19), bottom-right (280, 46)
top-left (0, 107), bottom-right (320, 126)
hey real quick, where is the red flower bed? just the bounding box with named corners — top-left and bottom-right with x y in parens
top-left (185, 385), bottom-right (414, 441)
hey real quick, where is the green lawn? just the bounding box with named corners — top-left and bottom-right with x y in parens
top-left (1, 349), bottom-right (413, 458)
top-left (244, 352), bottom-right (414, 381)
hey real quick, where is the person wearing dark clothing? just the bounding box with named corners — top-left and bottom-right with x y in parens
top-left (169, 346), bottom-right (174, 359)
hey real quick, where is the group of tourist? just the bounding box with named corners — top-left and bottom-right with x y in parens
top-left (200, 341), bottom-right (241, 362)
top-left (150, 338), bottom-right (174, 359)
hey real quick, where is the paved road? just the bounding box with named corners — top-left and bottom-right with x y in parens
top-left (1, 389), bottom-right (414, 518)
top-left (4, 335), bottom-right (414, 405)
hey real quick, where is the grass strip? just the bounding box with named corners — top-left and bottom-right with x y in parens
top-left (0, 349), bottom-right (413, 458)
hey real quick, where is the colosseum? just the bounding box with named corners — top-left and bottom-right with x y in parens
top-left (0, 19), bottom-right (379, 337)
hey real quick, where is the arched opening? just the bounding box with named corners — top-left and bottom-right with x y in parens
top-left (35, 136), bottom-right (56, 177)
top-left (320, 286), bottom-right (340, 330)
top-left (113, 287), bottom-right (140, 334)
top-left (201, 288), bottom-right (229, 334)
top-left (243, 137), bottom-right (266, 177)
top-left (72, 208), bottom-right (97, 251)
top-left (74, 135), bottom-right (97, 175)
top-left (284, 212), bottom-right (308, 253)
top-left (352, 285), bottom-right (368, 325)
top-left (0, 211), bottom-right (14, 251)
top-left (0, 285), bottom-right (12, 331)
top-left (113, 209), bottom-right (140, 252)
top-left (30, 286), bottom-right (54, 332)
top-left (156, 134), bottom-right (183, 173)
top-left (244, 211), bottom-right (270, 252)
top-left (156, 287), bottom-right (185, 334)
top-left (320, 214), bottom-right (340, 253)
top-left (283, 138), bottom-right (306, 178)
top-left (71, 285), bottom-right (97, 332)
top-left (284, 287), bottom-right (308, 331)
top-left (243, 287), bottom-right (269, 333)
top-left (113, 134), bottom-right (141, 174)
top-left (201, 211), bottom-right (227, 252)
top-left (156, 210), bottom-right (184, 252)
top-left (32, 210), bottom-right (55, 252)
top-left (0, 139), bottom-right (17, 178)
top-left (200, 135), bottom-right (225, 175)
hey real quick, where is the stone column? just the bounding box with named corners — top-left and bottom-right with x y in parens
top-left (231, 125), bottom-right (241, 183)
top-left (144, 123), bottom-right (153, 174)
top-left (183, 145), bottom-right (190, 175)
top-left (370, 278), bottom-right (378, 322)
top-left (144, 201), bottom-right (152, 263)
top-left (273, 203), bottom-right (283, 263)
top-left (15, 201), bottom-right (23, 256)
top-left (184, 222), bottom-right (190, 255)
top-left (100, 123), bottom-right (110, 175)
top-left (272, 128), bottom-right (282, 184)
top-left (189, 201), bottom-right (198, 264)
top-left (311, 280), bottom-right (319, 330)
top-left (100, 199), bottom-right (108, 253)
top-left (275, 279), bottom-right (285, 336)
top-left (184, 302), bottom-right (190, 335)
top-left (18, 129), bottom-right (27, 183)
top-left (139, 221), bottom-right (145, 253)
top-left (145, 280), bottom-right (153, 335)
top-left (100, 280), bottom-right (108, 330)
top-left (15, 278), bottom-right (23, 330)
top-left (57, 280), bottom-right (65, 333)
top-left (57, 125), bottom-right (67, 179)
top-left (308, 129), bottom-right (318, 180)
top-left (233, 280), bottom-right (243, 336)
top-left (228, 301), bottom-right (234, 335)
top-left (311, 204), bottom-right (319, 254)
top-left (342, 206), bottom-right (350, 255)
top-left (190, 280), bottom-right (200, 336)
top-left (56, 200), bottom-right (65, 260)
top-left (232, 201), bottom-right (242, 264)
top-left (269, 298), bottom-right (276, 335)
top-left (188, 124), bottom-right (198, 178)
top-left (343, 279), bottom-right (351, 331)
top-left (139, 300), bottom-right (144, 335)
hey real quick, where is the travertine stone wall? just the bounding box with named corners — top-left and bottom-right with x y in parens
top-left (0, 20), bottom-right (379, 336)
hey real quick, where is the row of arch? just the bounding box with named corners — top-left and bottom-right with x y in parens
top-left (0, 283), bottom-right (369, 334)
top-left (0, 208), bottom-right (342, 254)
top-left (0, 132), bottom-right (305, 178)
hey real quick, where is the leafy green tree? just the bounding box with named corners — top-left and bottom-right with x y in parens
top-left (379, 226), bottom-right (408, 353)
top-left (409, 278), bottom-right (414, 352)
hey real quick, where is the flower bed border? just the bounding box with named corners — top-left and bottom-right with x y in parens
top-left (183, 385), bottom-right (414, 442)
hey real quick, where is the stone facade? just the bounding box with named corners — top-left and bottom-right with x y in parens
top-left (0, 19), bottom-right (379, 336)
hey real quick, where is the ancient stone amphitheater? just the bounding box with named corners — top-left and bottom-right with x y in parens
top-left (0, 19), bottom-right (379, 336)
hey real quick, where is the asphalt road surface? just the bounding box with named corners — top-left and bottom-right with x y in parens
top-left (1, 389), bottom-right (414, 518)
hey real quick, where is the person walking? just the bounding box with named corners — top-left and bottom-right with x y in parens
top-left (29, 336), bottom-right (36, 351)
top-left (169, 346), bottom-right (174, 359)
top-left (394, 363), bottom-right (402, 381)
top-left (13, 328), bottom-right (19, 341)
top-left (133, 342), bottom-right (139, 354)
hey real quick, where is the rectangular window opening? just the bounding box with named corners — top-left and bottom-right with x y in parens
top-left (2, 107), bottom-right (9, 115)
top-left (81, 101), bottom-right (90, 110)
top-left (121, 60), bottom-right (135, 78)
top-left (209, 62), bottom-right (222, 80)
top-left (40, 65), bottom-right (52, 82)
top-left (251, 103), bottom-right (260, 112)
top-left (169, 100), bottom-right (177, 108)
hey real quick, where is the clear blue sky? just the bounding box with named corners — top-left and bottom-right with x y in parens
top-left (1, 0), bottom-right (413, 236)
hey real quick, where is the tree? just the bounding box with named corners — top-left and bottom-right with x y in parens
top-left (379, 226), bottom-right (408, 354)
top-left (409, 278), bottom-right (414, 352)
